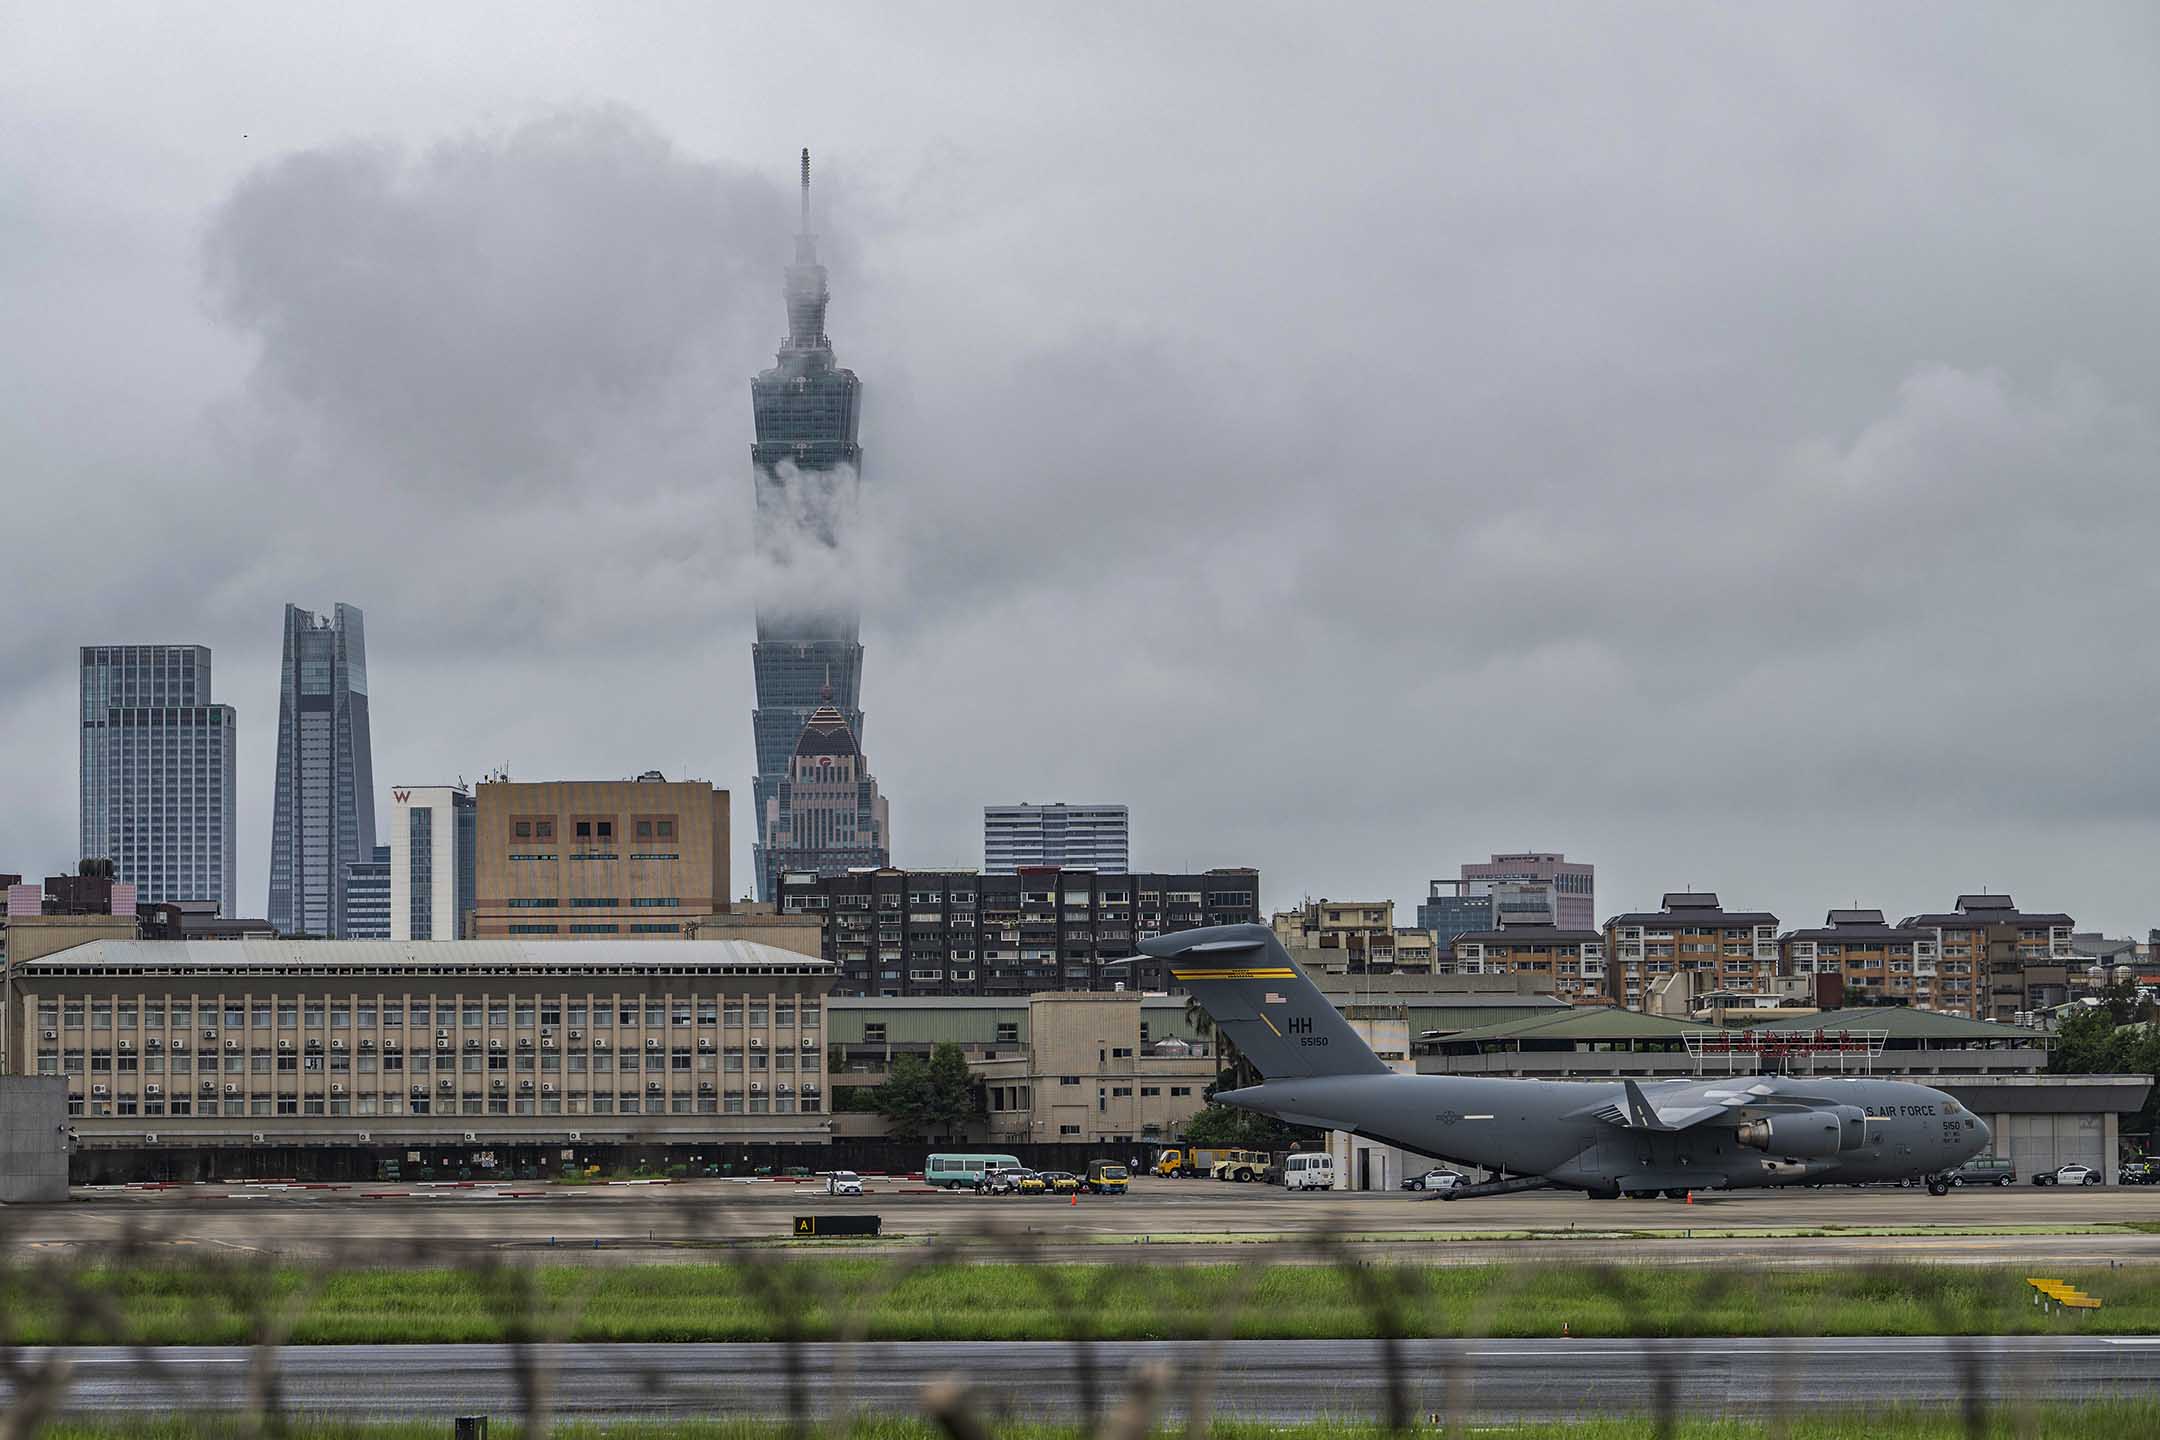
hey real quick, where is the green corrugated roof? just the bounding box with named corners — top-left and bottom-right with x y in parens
top-left (1437, 1007), bottom-right (1715, 1046)
top-left (1742, 1007), bottom-right (2044, 1041)
top-left (1409, 1002), bottom-right (1573, 1034)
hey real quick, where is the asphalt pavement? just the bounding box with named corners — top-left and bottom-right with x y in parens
top-left (13, 1176), bottom-right (2160, 1268)
top-left (14, 1336), bottom-right (2160, 1422)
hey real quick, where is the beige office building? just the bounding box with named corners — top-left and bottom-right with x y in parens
top-left (7, 939), bottom-right (836, 1165)
top-left (975, 993), bottom-right (1214, 1146)
top-left (473, 775), bottom-right (730, 940)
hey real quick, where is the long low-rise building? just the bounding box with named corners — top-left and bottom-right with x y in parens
top-left (4, 939), bottom-right (838, 1178)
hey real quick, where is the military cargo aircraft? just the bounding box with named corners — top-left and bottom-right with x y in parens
top-left (1142, 924), bottom-right (1991, 1199)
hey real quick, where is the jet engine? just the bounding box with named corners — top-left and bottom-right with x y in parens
top-left (1736, 1106), bottom-right (1867, 1159)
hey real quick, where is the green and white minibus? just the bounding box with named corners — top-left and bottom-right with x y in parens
top-left (924, 1153), bottom-right (1023, 1189)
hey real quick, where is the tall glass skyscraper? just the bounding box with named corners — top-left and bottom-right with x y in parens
top-left (267, 602), bottom-right (377, 937)
top-left (79, 645), bottom-right (236, 911)
top-left (749, 149), bottom-right (867, 899)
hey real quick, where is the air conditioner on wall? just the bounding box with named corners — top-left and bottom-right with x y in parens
top-left (332, 1039), bottom-right (346, 1051)
top-left (42, 1029), bottom-right (55, 1040)
top-left (463, 1131), bottom-right (478, 1142)
top-left (251, 1132), bottom-right (265, 1143)
top-left (330, 1084), bottom-right (345, 1096)
top-left (566, 1131), bottom-right (582, 1142)
top-left (357, 1132), bottom-right (371, 1143)
top-left (569, 1030), bottom-right (582, 1040)
top-left (144, 1133), bottom-right (158, 1144)
top-left (224, 1085), bottom-right (239, 1095)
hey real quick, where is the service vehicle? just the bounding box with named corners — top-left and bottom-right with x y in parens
top-left (1133, 924), bottom-right (1991, 1201)
top-left (1153, 1147), bottom-right (1227, 1178)
top-left (1037, 1170), bottom-right (1082, 1193)
top-left (1946, 1156), bottom-right (2015, 1187)
top-left (2033, 1163), bottom-right (2103, 1186)
top-left (1211, 1148), bottom-right (1274, 1183)
top-left (826, 1170), bottom-right (864, 1196)
top-left (1403, 1167), bottom-right (1466, 1193)
top-left (1009, 1169), bottom-right (1049, 1194)
top-left (925, 1152), bottom-right (1023, 1190)
top-left (1282, 1152), bottom-right (1337, 1191)
top-left (1084, 1160), bottom-right (1129, 1194)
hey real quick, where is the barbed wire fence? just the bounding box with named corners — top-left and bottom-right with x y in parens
top-left (0, 1192), bottom-right (2145, 1438)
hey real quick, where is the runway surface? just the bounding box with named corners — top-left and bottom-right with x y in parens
top-left (13, 1176), bottom-right (2160, 1268)
top-left (13, 1336), bottom-right (2160, 1422)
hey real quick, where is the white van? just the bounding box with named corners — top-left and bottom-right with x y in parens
top-left (1282, 1152), bottom-right (1337, 1191)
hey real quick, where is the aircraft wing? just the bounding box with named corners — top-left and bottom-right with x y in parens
top-left (1576, 1079), bottom-right (1846, 1132)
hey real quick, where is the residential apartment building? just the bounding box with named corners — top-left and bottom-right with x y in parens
top-left (267, 604), bottom-right (376, 937)
top-left (1418, 878), bottom-right (1561, 958)
top-left (1781, 909), bottom-right (1939, 1008)
top-left (1461, 853), bottom-right (1595, 930)
top-left (472, 776), bottom-right (729, 941)
top-left (78, 644), bottom-right (236, 912)
top-left (776, 866), bottom-right (1262, 997)
top-left (391, 786), bottom-right (477, 941)
top-left (984, 804), bottom-right (1130, 874)
top-left (1272, 899), bottom-right (1434, 974)
top-left (1901, 894), bottom-right (2076, 1022)
top-left (1450, 925), bottom-right (1608, 1005)
top-left (1604, 893), bottom-right (1780, 1010)
top-left (6, 940), bottom-right (836, 1152)
top-left (340, 847), bottom-right (390, 942)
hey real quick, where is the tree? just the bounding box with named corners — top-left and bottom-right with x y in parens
top-left (869, 1041), bottom-right (981, 1142)
top-left (1178, 1102), bottom-right (1324, 1152)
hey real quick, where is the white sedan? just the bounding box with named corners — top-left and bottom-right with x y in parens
top-left (826, 1171), bottom-right (864, 1196)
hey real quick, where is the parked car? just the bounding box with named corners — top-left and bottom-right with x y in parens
top-left (974, 1166), bottom-right (1022, 1195)
top-left (2033, 1164), bottom-right (2103, 1186)
top-left (826, 1170), bottom-right (864, 1196)
top-left (1403, 1168), bottom-right (1466, 1194)
top-left (1037, 1170), bottom-right (1082, 1194)
top-left (1947, 1156), bottom-right (2016, 1188)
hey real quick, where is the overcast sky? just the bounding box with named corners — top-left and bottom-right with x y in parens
top-left (5, 5), bottom-right (2159, 935)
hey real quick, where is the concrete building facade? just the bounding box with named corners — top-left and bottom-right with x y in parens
top-left (78, 645), bottom-right (236, 912)
top-left (7, 940), bottom-right (836, 1163)
top-left (1605, 893), bottom-right (1781, 1011)
top-left (1273, 899), bottom-right (1434, 974)
top-left (1461, 853), bottom-right (1595, 930)
top-left (1900, 894), bottom-right (2077, 1022)
top-left (1450, 925), bottom-right (1608, 1004)
top-left (472, 776), bottom-right (729, 941)
top-left (975, 992), bottom-right (1215, 1146)
top-left (778, 866), bottom-right (1262, 996)
top-left (267, 604), bottom-right (376, 937)
top-left (391, 786), bottom-right (477, 942)
top-left (984, 804), bottom-right (1130, 874)
top-left (1781, 909), bottom-right (1939, 1009)
top-left (340, 846), bottom-right (390, 942)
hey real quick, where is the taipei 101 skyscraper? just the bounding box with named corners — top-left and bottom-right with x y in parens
top-left (749, 150), bottom-right (867, 897)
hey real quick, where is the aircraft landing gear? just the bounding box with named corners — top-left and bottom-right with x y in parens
top-left (1926, 1176), bottom-right (1951, 1197)
top-left (1663, 1188), bottom-right (1690, 1200)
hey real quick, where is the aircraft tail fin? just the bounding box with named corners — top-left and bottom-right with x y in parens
top-left (1135, 924), bottom-right (1390, 1080)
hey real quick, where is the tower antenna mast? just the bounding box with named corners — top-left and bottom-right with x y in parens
top-left (800, 148), bottom-right (811, 235)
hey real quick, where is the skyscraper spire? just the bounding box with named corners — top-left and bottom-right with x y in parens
top-left (782, 146), bottom-right (829, 356)
top-left (799, 147), bottom-right (812, 246)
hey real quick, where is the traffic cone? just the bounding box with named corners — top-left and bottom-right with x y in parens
top-left (1070, 1191), bottom-right (1078, 1206)
top-left (1684, 1191), bottom-right (1693, 1205)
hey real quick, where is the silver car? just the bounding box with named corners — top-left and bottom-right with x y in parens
top-left (826, 1170), bottom-right (863, 1196)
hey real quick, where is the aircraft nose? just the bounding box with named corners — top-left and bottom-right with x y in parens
top-left (1973, 1115), bottom-right (1992, 1155)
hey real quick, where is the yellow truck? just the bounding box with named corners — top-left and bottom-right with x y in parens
top-left (1085, 1160), bottom-right (1130, 1194)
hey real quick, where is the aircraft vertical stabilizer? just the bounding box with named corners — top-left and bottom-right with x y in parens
top-left (1137, 924), bottom-right (1391, 1079)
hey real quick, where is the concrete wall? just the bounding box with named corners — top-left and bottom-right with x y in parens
top-left (0, 1077), bottom-right (69, 1202)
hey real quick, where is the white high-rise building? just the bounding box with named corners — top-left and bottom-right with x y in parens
top-left (984, 803), bottom-right (1130, 874)
top-left (79, 645), bottom-right (236, 911)
top-left (389, 785), bottom-right (475, 941)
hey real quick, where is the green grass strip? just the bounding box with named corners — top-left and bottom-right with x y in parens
top-left (5, 1260), bottom-right (2160, 1345)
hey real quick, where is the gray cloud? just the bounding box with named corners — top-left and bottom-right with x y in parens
top-left (3, 4), bottom-right (2159, 934)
